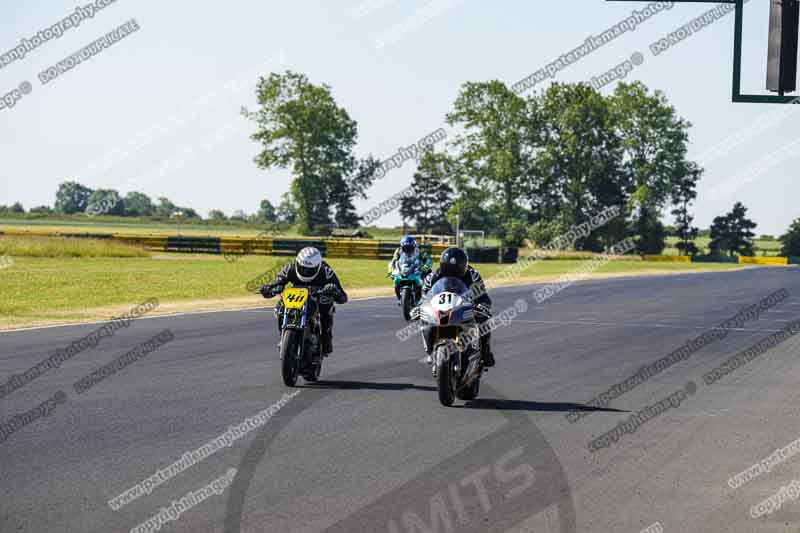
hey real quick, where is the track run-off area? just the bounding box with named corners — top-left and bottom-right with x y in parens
top-left (2, 267), bottom-right (800, 532)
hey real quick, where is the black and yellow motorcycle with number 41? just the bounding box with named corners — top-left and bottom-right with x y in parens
top-left (278, 286), bottom-right (326, 386)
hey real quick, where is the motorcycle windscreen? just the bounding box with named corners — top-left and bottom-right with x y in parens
top-left (398, 252), bottom-right (419, 272)
top-left (397, 253), bottom-right (418, 276)
top-left (426, 277), bottom-right (471, 299)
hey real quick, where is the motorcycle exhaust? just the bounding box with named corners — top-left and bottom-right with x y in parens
top-left (458, 355), bottom-right (483, 389)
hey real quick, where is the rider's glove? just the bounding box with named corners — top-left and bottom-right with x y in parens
top-left (322, 283), bottom-right (340, 297)
top-left (260, 285), bottom-right (282, 298)
top-left (475, 303), bottom-right (492, 319)
top-left (410, 306), bottom-right (421, 321)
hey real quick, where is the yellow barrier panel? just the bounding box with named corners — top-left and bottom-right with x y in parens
top-left (739, 256), bottom-right (788, 265)
top-left (643, 255), bottom-right (691, 263)
top-left (326, 240), bottom-right (380, 258)
top-left (426, 244), bottom-right (449, 258)
top-left (219, 237), bottom-right (273, 255)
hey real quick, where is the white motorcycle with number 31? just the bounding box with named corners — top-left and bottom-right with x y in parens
top-left (418, 277), bottom-right (484, 406)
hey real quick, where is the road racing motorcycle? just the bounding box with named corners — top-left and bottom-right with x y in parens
top-left (277, 286), bottom-right (326, 386)
top-left (418, 277), bottom-right (484, 406)
top-left (392, 252), bottom-right (425, 321)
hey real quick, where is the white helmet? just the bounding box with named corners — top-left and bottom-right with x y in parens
top-left (295, 247), bottom-right (323, 282)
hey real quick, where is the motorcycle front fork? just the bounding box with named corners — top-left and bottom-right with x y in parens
top-left (395, 285), bottom-right (422, 301)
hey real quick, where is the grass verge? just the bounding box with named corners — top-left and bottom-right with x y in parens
top-left (0, 235), bottom-right (149, 258)
top-left (0, 254), bottom-right (748, 330)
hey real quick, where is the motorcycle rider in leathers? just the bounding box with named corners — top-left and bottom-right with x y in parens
top-left (259, 247), bottom-right (347, 355)
top-left (412, 247), bottom-right (496, 368)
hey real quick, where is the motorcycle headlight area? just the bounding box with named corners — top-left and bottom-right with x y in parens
top-left (431, 293), bottom-right (461, 313)
top-left (420, 303), bottom-right (437, 322)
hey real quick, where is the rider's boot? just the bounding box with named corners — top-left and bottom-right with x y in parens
top-left (322, 328), bottom-right (333, 357)
top-left (275, 309), bottom-right (283, 354)
top-left (480, 334), bottom-right (495, 368)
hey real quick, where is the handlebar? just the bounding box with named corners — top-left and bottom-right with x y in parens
top-left (262, 285), bottom-right (337, 299)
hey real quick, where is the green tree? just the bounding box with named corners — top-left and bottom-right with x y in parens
top-left (10, 202), bottom-right (24, 213)
top-left (177, 207), bottom-right (200, 219)
top-left (537, 83), bottom-right (623, 251)
top-left (670, 163), bottom-right (701, 256)
top-left (400, 151), bottom-right (454, 233)
top-left (447, 81), bottom-right (540, 245)
top-left (244, 71), bottom-right (376, 233)
top-left (708, 215), bottom-right (731, 257)
top-left (55, 181), bottom-right (93, 214)
top-left (332, 156), bottom-right (382, 228)
top-left (779, 218), bottom-right (800, 257)
top-left (277, 192), bottom-right (298, 224)
top-left (124, 192), bottom-right (155, 217)
top-left (610, 82), bottom-right (694, 253)
top-left (29, 205), bottom-right (53, 215)
top-left (632, 209), bottom-right (667, 255)
top-left (155, 197), bottom-right (177, 218)
top-left (86, 189), bottom-right (124, 216)
top-left (258, 199), bottom-right (277, 223)
top-left (709, 202), bottom-right (757, 257)
top-left (208, 209), bottom-right (227, 221)
top-left (447, 186), bottom-right (494, 234)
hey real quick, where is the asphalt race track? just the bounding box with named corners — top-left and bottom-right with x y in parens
top-left (2, 267), bottom-right (800, 533)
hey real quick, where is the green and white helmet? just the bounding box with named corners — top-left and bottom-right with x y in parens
top-left (296, 247), bottom-right (323, 282)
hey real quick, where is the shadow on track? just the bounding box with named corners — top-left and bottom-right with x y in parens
top-left (461, 398), bottom-right (628, 413)
top-left (301, 380), bottom-right (437, 392)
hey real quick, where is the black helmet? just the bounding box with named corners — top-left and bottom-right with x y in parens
top-left (440, 247), bottom-right (468, 278)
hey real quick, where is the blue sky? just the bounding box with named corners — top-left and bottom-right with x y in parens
top-left (0, 0), bottom-right (795, 235)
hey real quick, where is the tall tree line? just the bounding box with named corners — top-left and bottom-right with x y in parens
top-left (245, 73), bottom-right (706, 250)
top-left (436, 81), bottom-right (703, 252)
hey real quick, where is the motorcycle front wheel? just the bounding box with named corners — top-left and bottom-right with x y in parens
top-left (280, 329), bottom-right (300, 387)
top-left (436, 345), bottom-right (456, 407)
top-left (401, 287), bottom-right (413, 321)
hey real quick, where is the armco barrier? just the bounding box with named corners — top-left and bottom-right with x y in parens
top-left (0, 228), bottom-right (571, 265)
top-left (219, 236), bottom-right (273, 256)
top-left (60, 232), bottom-right (114, 240)
top-left (465, 247), bottom-right (520, 264)
top-left (377, 242), bottom-right (438, 260)
top-left (115, 234), bottom-right (168, 251)
top-left (502, 247), bottom-right (519, 263)
top-left (165, 236), bottom-right (221, 254)
top-left (467, 247), bottom-right (499, 263)
top-left (739, 256), bottom-right (789, 266)
top-left (28, 228), bottom-right (789, 266)
top-left (327, 240), bottom-right (380, 258)
top-left (431, 243), bottom-right (448, 257)
top-left (643, 255), bottom-right (691, 263)
top-left (692, 255), bottom-right (740, 264)
top-left (271, 239), bottom-right (327, 256)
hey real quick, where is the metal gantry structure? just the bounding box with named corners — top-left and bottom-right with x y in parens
top-left (609, 0), bottom-right (800, 103)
